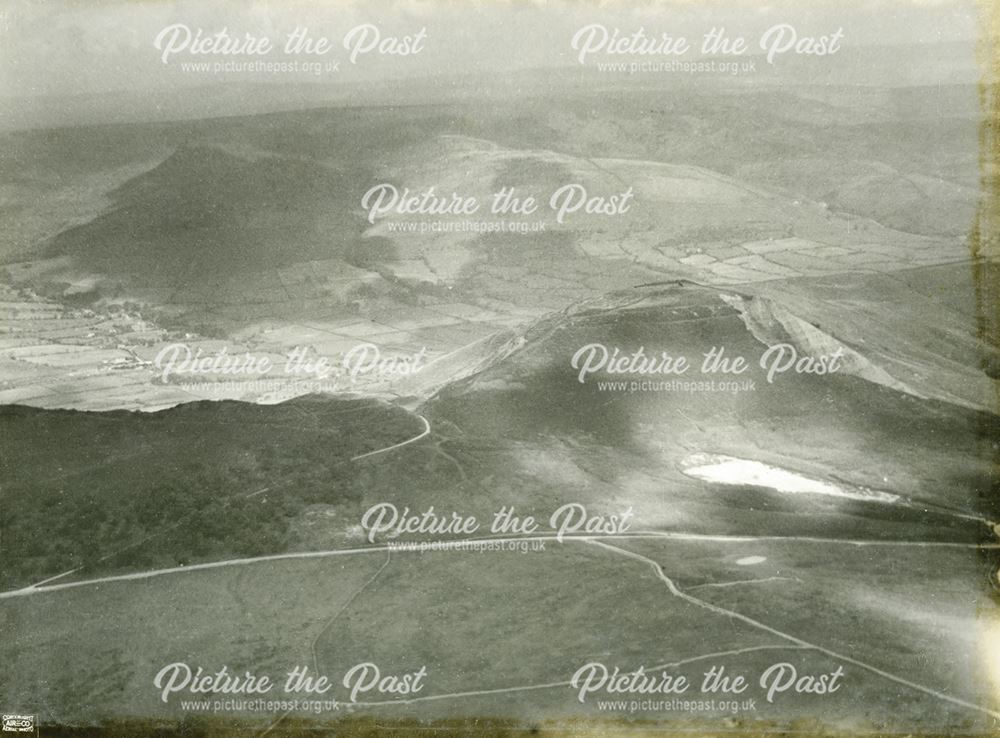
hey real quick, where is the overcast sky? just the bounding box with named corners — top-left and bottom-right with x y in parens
top-left (0, 0), bottom-right (981, 99)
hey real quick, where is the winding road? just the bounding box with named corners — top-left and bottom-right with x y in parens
top-left (350, 414), bottom-right (431, 461)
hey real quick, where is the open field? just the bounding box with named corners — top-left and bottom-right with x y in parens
top-left (0, 535), bottom-right (993, 732)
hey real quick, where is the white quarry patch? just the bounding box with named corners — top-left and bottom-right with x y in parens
top-left (680, 453), bottom-right (899, 503)
top-left (718, 292), bottom-right (923, 399)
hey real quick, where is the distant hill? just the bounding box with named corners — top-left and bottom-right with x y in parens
top-left (0, 82), bottom-right (981, 340)
top-left (45, 144), bottom-right (380, 283)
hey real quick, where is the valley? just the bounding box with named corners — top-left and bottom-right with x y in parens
top-left (0, 48), bottom-right (996, 735)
